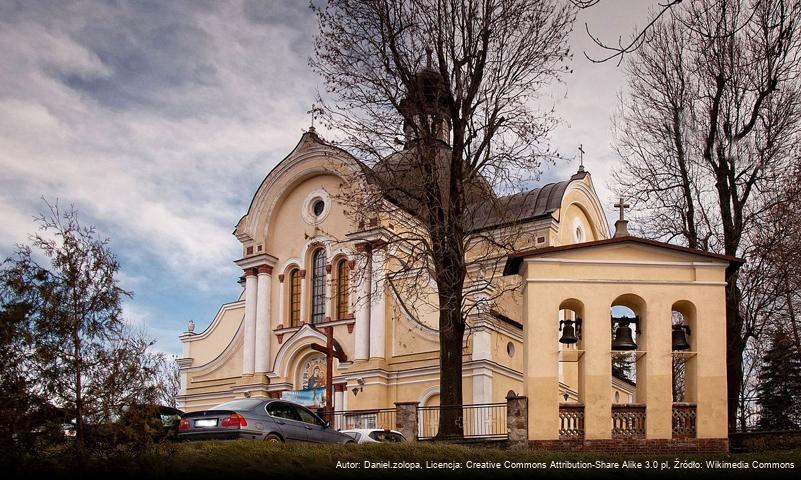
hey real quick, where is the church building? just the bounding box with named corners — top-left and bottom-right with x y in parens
top-left (177, 121), bottom-right (734, 449)
top-left (177, 59), bottom-right (735, 449)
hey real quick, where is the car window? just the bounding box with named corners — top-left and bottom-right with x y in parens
top-left (213, 399), bottom-right (263, 411)
top-left (294, 405), bottom-right (326, 426)
top-left (266, 402), bottom-right (301, 421)
top-left (368, 431), bottom-right (405, 443)
top-left (343, 432), bottom-right (360, 441)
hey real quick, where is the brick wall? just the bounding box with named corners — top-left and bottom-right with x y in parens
top-left (527, 438), bottom-right (728, 454)
top-left (730, 431), bottom-right (801, 452)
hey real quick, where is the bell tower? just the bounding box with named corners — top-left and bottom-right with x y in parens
top-left (399, 47), bottom-right (451, 147)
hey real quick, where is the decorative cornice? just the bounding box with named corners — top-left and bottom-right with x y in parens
top-left (176, 357), bottom-right (194, 368)
top-left (235, 253), bottom-right (278, 270)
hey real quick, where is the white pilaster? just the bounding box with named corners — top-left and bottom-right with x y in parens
top-left (255, 266), bottom-right (272, 373)
top-left (334, 389), bottom-right (344, 412)
top-left (242, 268), bottom-right (257, 375)
top-left (369, 246), bottom-right (386, 359)
top-left (355, 252), bottom-right (371, 360)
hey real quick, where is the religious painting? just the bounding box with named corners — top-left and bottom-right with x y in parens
top-left (301, 355), bottom-right (326, 391)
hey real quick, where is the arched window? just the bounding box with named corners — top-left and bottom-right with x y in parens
top-left (311, 249), bottom-right (327, 324)
top-left (336, 259), bottom-right (350, 320)
top-left (289, 269), bottom-right (301, 327)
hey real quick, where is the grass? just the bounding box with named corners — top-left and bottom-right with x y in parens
top-left (15, 440), bottom-right (801, 479)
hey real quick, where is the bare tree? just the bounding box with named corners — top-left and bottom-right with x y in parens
top-left (155, 355), bottom-right (181, 409)
top-left (311, 0), bottom-right (575, 437)
top-left (613, 0), bottom-right (801, 429)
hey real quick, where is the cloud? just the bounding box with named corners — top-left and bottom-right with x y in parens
top-left (0, 0), bottom-right (654, 355)
top-left (0, 1), bottom-right (319, 288)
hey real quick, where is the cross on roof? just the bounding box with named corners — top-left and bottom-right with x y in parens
top-left (578, 144), bottom-right (585, 167)
top-left (307, 103), bottom-right (321, 132)
top-left (614, 196), bottom-right (630, 222)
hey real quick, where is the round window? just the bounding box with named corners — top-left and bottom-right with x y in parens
top-left (312, 199), bottom-right (325, 217)
top-left (506, 342), bottom-right (515, 358)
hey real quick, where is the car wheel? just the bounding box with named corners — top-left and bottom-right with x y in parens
top-left (344, 440), bottom-right (356, 444)
top-left (264, 433), bottom-right (283, 443)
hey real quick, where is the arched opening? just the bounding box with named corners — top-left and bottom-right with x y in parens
top-left (610, 294), bottom-right (646, 437)
top-left (560, 298), bottom-right (585, 438)
top-left (671, 301), bottom-right (697, 404)
top-left (310, 248), bottom-right (327, 324)
top-left (558, 298), bottom-right (584, 403)
top-left (610, 294), bottom-right (647, 405)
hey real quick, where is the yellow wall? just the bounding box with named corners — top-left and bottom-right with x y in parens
top-left (522, 242), bottom-right (729, 441)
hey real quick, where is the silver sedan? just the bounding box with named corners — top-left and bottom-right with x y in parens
top-left (178, 398), bottom-right (354, 444)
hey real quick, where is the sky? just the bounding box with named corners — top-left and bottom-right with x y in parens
top-left (0, 0), bottom-right (654, 356)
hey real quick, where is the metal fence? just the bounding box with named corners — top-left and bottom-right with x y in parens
top-left (331, 408), bottom-right (396, 431)
top-left (417, 403), bottom-right (508, 440)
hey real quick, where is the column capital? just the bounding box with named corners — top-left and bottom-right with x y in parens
top-left (299, 269), bottom-right (307, 279)
top-left (257, 265), bottom-right (273, 275)
top-left (278, 274), bottom-right (285, 283)
top-left (355, 242), bottom-right (372, 253)
top-left (244, 267), bottom-right (258, 277)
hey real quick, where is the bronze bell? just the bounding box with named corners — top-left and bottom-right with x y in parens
top-left (559, 319), bottom-right (579, 344)
top-left (672, 324), bottom-right (691, 351)
top-left (611, 318), bottom-right (638, 351)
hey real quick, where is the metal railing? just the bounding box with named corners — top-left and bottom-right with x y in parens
top-left (612, 404), bottom-right (646, 437)
top-left (559, 403), bottom-right (585, 439)
top-left (418, 403), bottom-right (508, 440)
top-left (672, 403), bottom-right (697, 438)
top-left (331, 408), bottom-right (396, 431)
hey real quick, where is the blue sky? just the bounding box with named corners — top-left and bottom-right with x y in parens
top-left (0, 0), bottom-right (652, 356)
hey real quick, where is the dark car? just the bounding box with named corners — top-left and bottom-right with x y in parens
top-left (178, 398), bottom-right (354, 443)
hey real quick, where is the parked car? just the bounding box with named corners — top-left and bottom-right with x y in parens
top-left (340, 428), bottom-right (407, 444)
top-left (178, 398), bottom-right (354, 444)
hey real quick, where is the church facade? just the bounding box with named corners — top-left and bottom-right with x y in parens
top-left (177, 129), bottom-right (734, 447)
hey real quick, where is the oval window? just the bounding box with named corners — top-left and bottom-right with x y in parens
top-left (506, 342), bottom-right (515, 358)
top-left (312, 199), bottom-right (325, 216)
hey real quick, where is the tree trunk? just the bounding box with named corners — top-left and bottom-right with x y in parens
top-left (437, 292), bottom-right (465, 438)
top-left (725, 270), bottom-right (745, 431)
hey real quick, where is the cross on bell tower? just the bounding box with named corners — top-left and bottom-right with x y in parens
top-left (613, 196), bottom-right (631, 238)
top-left (578, 144), bottom-right (586, 172)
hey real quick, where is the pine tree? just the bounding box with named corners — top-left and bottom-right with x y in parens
top-left (756, 330), bottom-right (801, 430)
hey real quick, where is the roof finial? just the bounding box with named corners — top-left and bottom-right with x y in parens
top-left (425, 45), bottom-right (433, 68)
top-left (578, 144), bottom-right (585, 172)
top-left (307, 103), bottom-right (318, 133)
top-left (613, 196), bottom-right (631, 237)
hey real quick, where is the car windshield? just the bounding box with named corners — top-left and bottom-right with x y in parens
top-left (212, 399), bottom-right (263, 411)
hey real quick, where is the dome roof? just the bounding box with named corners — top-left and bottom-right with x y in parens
top-left (369, 144), bottom-right (495, 219)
